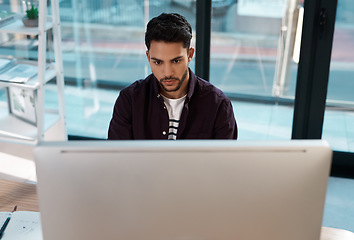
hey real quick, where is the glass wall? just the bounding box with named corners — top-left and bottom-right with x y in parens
top-left (322, 0), bottom-right (354, 152)
top-left (210, 0), bottom-right (303, 140)
top-left (53, 0), bottom-right (198, 138)
top-left (0, 0), bottom-right (306, 140)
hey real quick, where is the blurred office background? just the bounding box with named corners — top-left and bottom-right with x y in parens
top-left (0, 0), bottom-right (353, 152)
top-left (0, 0), bottom-right (354, 232)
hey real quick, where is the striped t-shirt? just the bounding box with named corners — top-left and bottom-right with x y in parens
top-left (161, 94), bottom-right (187, 140)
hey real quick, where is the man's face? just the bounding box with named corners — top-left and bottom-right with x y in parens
top-left (146, 41), bottom-right (194, 99)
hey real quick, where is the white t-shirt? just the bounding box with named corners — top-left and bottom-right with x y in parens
top-left (161, 94), bottom-right (187, 140)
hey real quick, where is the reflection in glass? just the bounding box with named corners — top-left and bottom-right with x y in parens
top-left (210, 0), bottom-right (303, 140)
top-left (323, 0), bottom-right (354, 152)
top-left (0, 0), bottom-right (308, 139)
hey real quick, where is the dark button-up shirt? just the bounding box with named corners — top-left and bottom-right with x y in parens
top-left (108, 69), bottom-right (237, 140)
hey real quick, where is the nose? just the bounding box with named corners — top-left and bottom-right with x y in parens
top-left (164, 63), bottom-right (174, 78)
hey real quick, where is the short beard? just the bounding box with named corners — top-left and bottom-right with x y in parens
top-left (158, 68), bottom-right (188, 93)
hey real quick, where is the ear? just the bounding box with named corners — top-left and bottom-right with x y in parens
top-left (146, 50), bottom-right (150, 61)
top-left (187, 47), bottom-right (195, 62)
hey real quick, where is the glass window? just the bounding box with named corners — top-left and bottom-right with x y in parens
top-left (55, 0), bottom-right (197, 138)
top-left (0, 0), bottom-right (305, 140)
top-left (322, 0), bottom-right (354, 152)
top-left (0, 1), bottom-right (199, 139)
top-left (210, 0), bottom-right (303, 140)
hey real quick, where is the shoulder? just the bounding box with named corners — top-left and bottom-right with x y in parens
top-left (119, 74), bottom-right (156, 97)
top-left (121, 74), bottom-right (153, 92)
top-left (193, 76), bottom-right (230, 102)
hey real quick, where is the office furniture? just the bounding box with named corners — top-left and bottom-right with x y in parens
top-left (321, 227), bottom-right (354, 240)
top-left (0, 179), bottom-right (39, 212)
top-left (0, 178), bottom-right (353, 240)
top-left (0, 0), bottom-right (66, 144)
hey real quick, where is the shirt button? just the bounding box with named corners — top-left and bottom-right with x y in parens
top-left (163, 106), bottom-right (166, 109)
top-left (162, 131), bottom-right (166, 135)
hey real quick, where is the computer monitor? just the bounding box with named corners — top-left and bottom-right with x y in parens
top-left (34, 140), bottom-right (332, 240)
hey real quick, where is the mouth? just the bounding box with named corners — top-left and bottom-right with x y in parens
top-left (162, 79), bottom-right (178, 86)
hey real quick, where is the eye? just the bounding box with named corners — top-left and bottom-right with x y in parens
top-left (154, 60), bottom-right (162, 65)
top-left (173, 59), bottom-right (181, 64)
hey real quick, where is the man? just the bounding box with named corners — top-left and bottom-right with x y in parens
top-left (108, 13), bottom-right (237, 140)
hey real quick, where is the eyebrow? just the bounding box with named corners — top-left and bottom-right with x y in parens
top-left (171, 56), bottom-right (184, 62)
top-left (150, 56), bottom-right (184, 62)
top-left (151, 57), bottom-right (161, 62)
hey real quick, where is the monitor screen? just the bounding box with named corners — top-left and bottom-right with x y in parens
top-left (35, 140), bottom-right (332, 240)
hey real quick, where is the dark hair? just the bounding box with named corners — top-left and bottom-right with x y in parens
top-left (145, 13), bottom-right (192, 50)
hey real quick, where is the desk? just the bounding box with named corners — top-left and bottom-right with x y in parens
top-left (321, 227), bottom-right (354, 240)
top-left (0, 178), bottom-right (39, 212)
top-left (1, 178), bottom-right (353, 240)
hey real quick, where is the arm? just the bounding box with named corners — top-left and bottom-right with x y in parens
top-left (108, 90), bottom-right (134, 140)
top-left (213, 99), bottom-right (238, 139)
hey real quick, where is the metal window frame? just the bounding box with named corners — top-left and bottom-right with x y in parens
top-left (290, 0), bottom-right (354, 177)
top-left (292, 0), bottom-right (337, 140)
top-left (195, 0), bottom-right (211, 81)
top-left (68, 0), bottom-right (354, 177)
top-left (194, 0), bottom-right (354, 177)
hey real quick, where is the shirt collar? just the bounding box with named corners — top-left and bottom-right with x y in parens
top-left (186, 68), bottom-right (197, 101)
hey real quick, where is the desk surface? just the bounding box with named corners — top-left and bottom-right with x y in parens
top-left (0, 178), bottom-right (353, 240)
top-left (0, 178), bottom-right (39, 212)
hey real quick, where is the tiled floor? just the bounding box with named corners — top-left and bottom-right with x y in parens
top-left (323, 177), bottom-right (354, 232)
top-left (323, 110), bottom-right (354, 152)
top-left (233, 101), bottom-right (293, 140)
